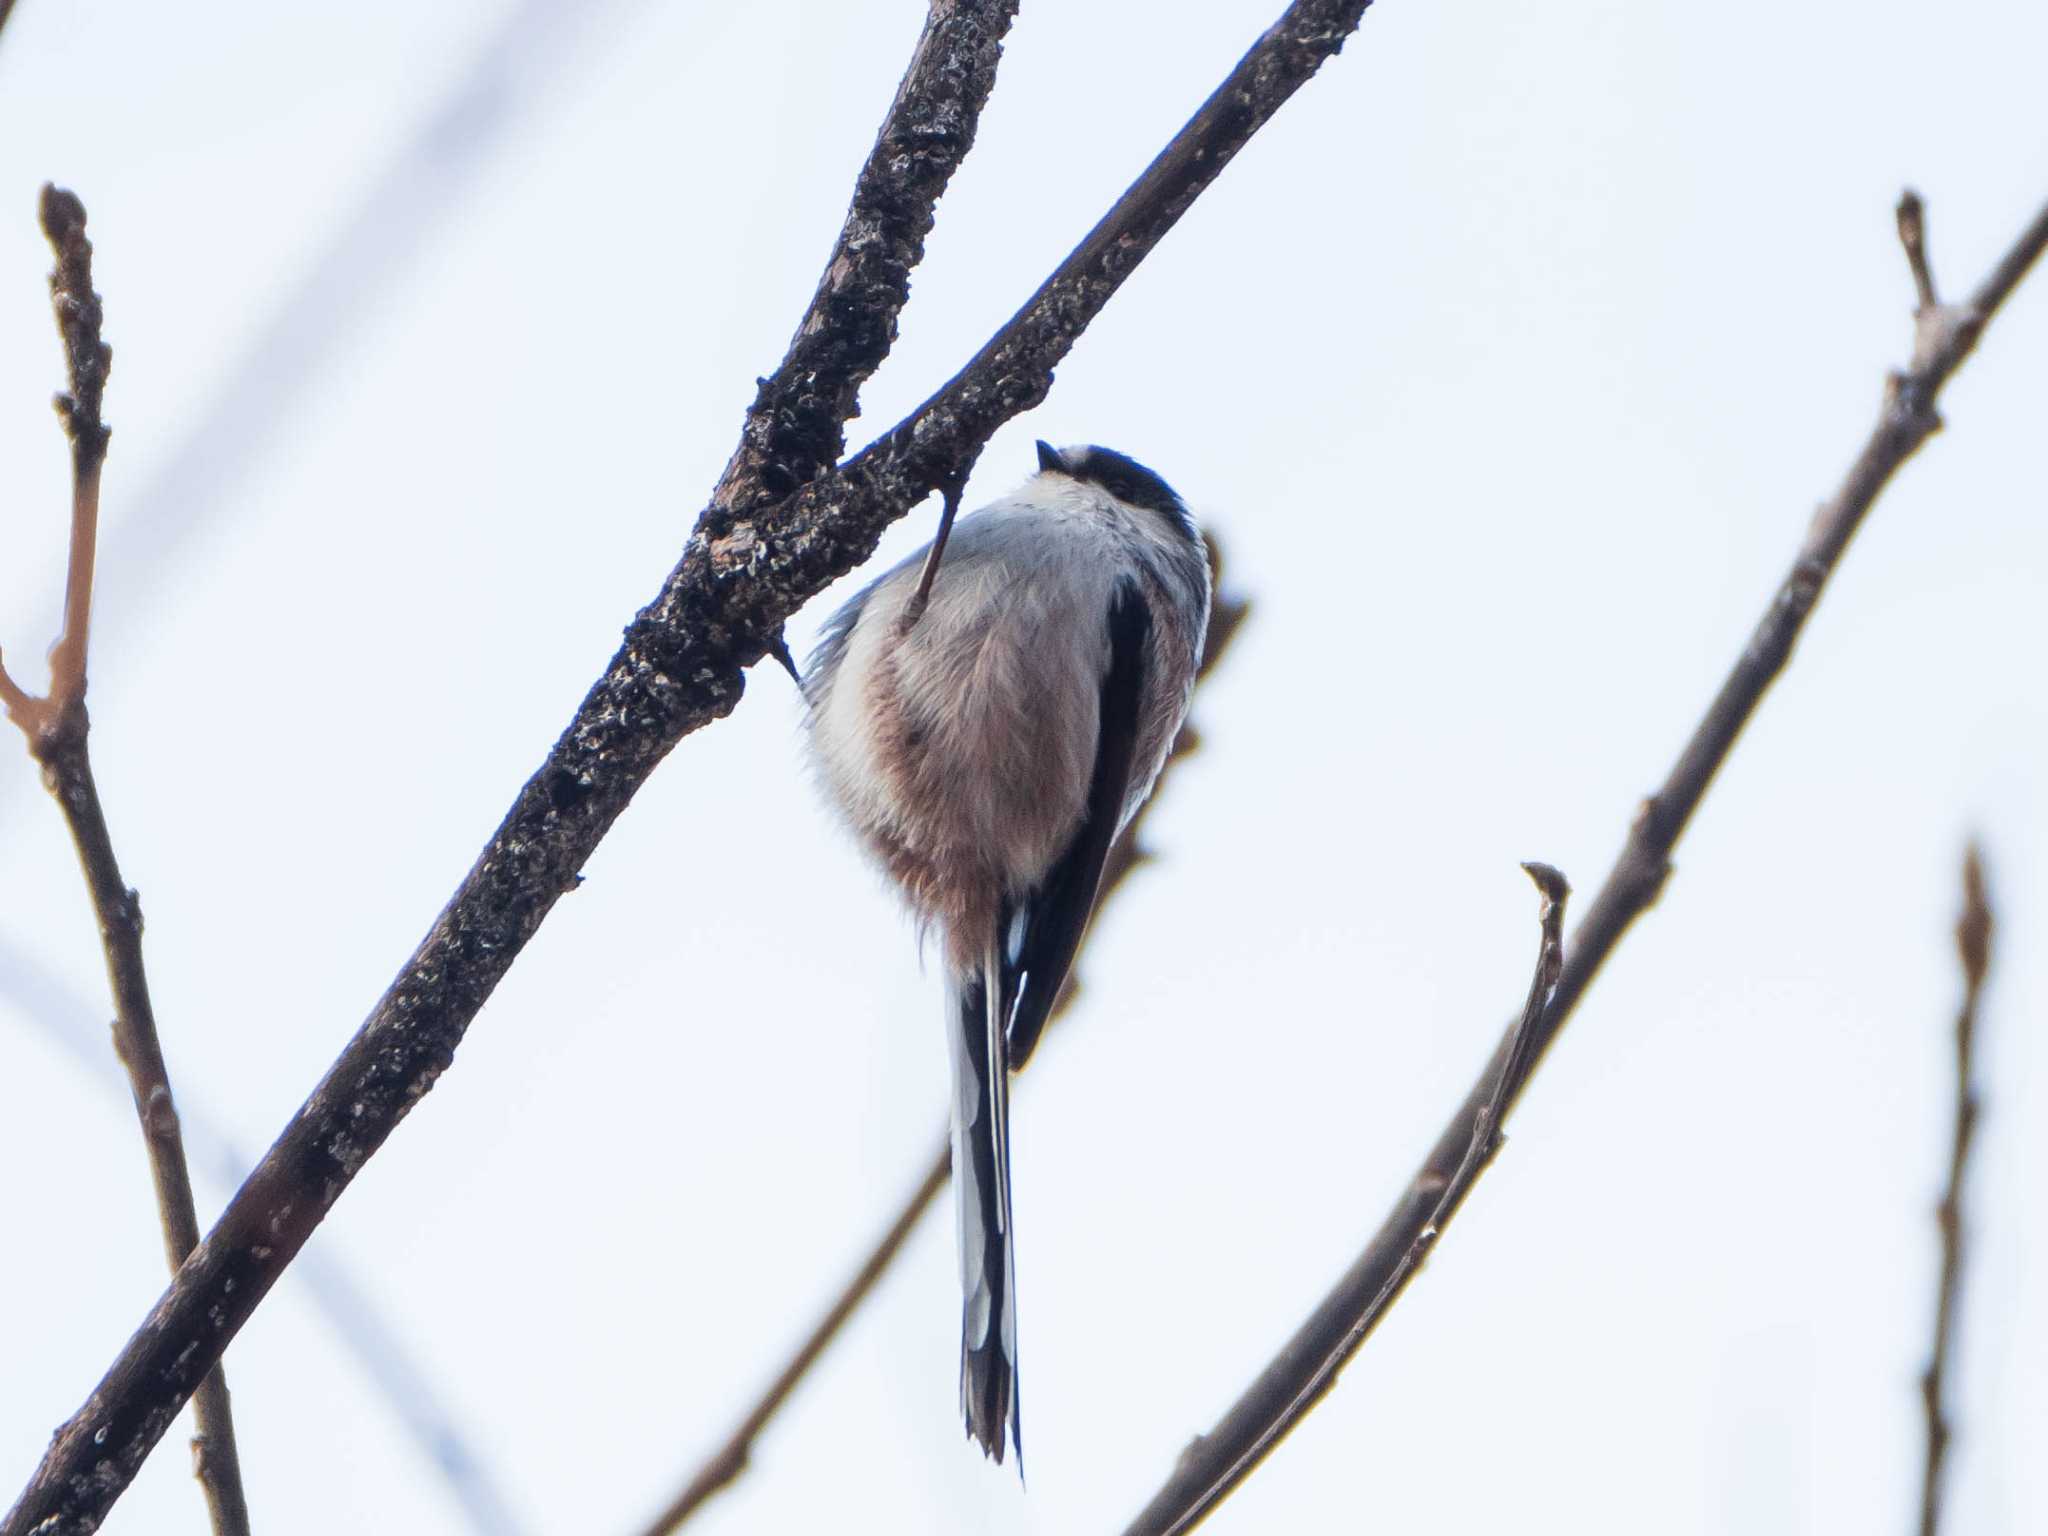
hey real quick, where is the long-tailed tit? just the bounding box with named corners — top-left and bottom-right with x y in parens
top-left (802, 441), bottom-right (1211, 1465)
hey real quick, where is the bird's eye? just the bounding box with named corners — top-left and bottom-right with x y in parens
top-left (1101, 466), bottom-right (1175, 516)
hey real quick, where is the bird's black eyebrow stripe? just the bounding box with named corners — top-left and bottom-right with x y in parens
top-left (1064, 446), bottom-right (1180, 514)
top-left (1061, 445), bottom-right (1200, 543)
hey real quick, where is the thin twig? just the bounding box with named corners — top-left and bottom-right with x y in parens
top-left (0, 4), bottom-right (1373, 1527)
top-left (1897, 191), bottom-right (1938, 315)
top-left (1918, 845), bottom-right (1993, 1536)
top-left (37, 724), bottom-right (255, 1536)
top-left (1118, 186), bottom-right (2048, 1536)
top-left (1352, 862), bottom-right (1568, 1343)
top-left (0, 935), bottom-right (528, 1536)
top-left (636, 1148), bottom-right (952, 1536)
top-left (637, 546), bottom-right (1248, 1534)
top-left (0, 190), bottom-right (253, 1536)
top-left (1481, 864), bottom-right (1571, 1144)
top-left (44, 193), bottom-right (111, 705)
top-left (0, 0), bottom-right (655, 829)
top-left (0, 186), bottom-right (110, 731)
top-left (1144, 856), bottom-right (1569, 1529)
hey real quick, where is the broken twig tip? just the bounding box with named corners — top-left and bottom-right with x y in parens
top-left (39, 183), bottom-right (89, 244)
top-left (1519, 861), bottom-right (1569, 906)
top-left (1897, 188), bottom-right (1939, 312)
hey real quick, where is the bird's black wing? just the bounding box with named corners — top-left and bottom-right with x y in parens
top-left (1000, 577), bottom-right (1152, 1071)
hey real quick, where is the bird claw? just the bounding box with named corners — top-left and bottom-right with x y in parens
top-left (766, 628), bottom-right (803, 686)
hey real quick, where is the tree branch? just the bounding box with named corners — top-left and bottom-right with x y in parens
top-left (2, 3), bottom-right (1375, 1530)
top-left (636, 548), bottom-right (1249, 1534)
top-left (711, 0), bottom-right (1018, 527)
top-left (1918, 844), bottom-right (1993, 1536)
top-left (1118, 186), bottom-right (2048, 1536)
top-left (0, 190), bottom-right (252, 1536)
top-left (1338, 859), bottom-right (1571, 1357)
top-left (0, 187), bottom-right (111, 731)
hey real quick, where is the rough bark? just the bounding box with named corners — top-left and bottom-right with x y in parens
top-left (1, 4), bottom-right (1375, 1531)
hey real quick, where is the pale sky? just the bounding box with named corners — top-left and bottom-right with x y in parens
top-left (1, 2), bottom-right (2043, 1534)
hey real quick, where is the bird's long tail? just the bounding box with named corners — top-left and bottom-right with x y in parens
top-left (946, 935), bottom-right (1021, 1466)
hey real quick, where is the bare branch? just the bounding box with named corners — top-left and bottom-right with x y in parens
top-left (712, 1), bottom-right (1017, 521)
top-left (1348, 861), bottom-right (1570, 1351)
top-left (30, 725), bottom-right (255, 1536)
top-left (1918, 845), bottom-right (1993, 1536)
top-left (1118, 187), bottom-right (2048, 1536)
top-left (39, 184), bottom-right (111, 710)
top-left (637, 543), bottom-right (1249, 1533)
top-left (0, 191), bottom-right (252, 1536)
top-left (4, 2), bottom-right (1379, 1527)
top-left (1120, 864), bottom-right (1569, 1536)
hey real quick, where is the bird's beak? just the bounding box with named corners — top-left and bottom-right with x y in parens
top-left (1035, 439), bottom-right (1065, 475)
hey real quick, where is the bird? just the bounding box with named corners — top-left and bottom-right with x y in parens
top-left (801, 440), bottom-right (1212, 1466)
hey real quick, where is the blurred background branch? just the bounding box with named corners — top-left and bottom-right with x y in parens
top-left (0, 188), bottom-right (252, 1536)
top-left (0, 0), bottom-right (653, 840)
top-left (0, 10), bottom-right (654, 1529)
top-left (1919, 844), bottom-right (1993, 1536)
top-left (0, 933), bottom-right (525, 1536)
top-left (1117, 184), bottom-right (2048, 1536)
top-left (2, 3), bottom-right (2037, 1532)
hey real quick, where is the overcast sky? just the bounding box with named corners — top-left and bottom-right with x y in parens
top-left (1, 2), bottom-right (2044, 1533)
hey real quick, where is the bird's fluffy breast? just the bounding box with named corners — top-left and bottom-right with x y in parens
top-left (809, 510), bottom-right (1117, 938)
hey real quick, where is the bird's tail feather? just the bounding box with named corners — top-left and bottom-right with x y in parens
top-left (946, 939), bottom-right (1021, 1467)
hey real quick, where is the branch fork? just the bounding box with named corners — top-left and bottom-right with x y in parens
top-left (1892, 190), bottom-right (1989, 427)
top-left (1, 187), bottom-right (253, 1536)
top-left (1117, 183), bottom-right (2048, 1536)
top-left (0, 186), bottom-right (115, 742)
top-left (3, 5), bottom-right (1381, 1527)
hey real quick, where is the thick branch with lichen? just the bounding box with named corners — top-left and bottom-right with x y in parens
top-left (713, 0), bottom-right (1017, 521)
top-left (1, 4), bottom-right (1375, 1531)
